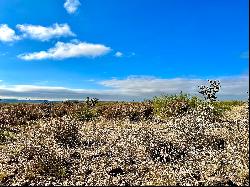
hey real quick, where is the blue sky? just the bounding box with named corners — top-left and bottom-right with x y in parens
top-left (0, 0), bottom-right (249, 101)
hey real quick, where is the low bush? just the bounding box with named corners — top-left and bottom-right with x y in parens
top-left (96, 102), bottom-right (153, 121)
top-left (152, 93), bottom-right (201, 119)
top-left (75, 107), bottom-right (99, 122)
top-left (0, 130), bottom-right (16, 144)
top-left (54, 121), bottom-right (82, 148)
top-left (152, 92), bottom-right (244, 120)
top-left (20, 145), bottom-right (71, 179)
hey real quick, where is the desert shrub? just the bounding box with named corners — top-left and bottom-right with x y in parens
top-left (96, 102), bottom-right (153, 121)
top-left (19, 145), bottom-right (71, 179)
top-left (63, 100), bottom-right (75, 106)
top-left (0, 130), bottom-right (15, 144)
top-left (128, 110), bottom-right (141, 122)
top-left (54, 121), bottom-right (82, 148)
top-left (75, 107), bottom-right (99, 122)
top-left (211, 100), bottom-right (245, 110)
top-left (153, 93), bottom-right (197, 119)
top-left (152, 92), bottom-right (231, 121)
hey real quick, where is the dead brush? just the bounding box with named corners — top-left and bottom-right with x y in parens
top-left (19, 145), bottom-right (72, 179)
top-left (97, 102), bottom-right (153, 121)
top-left (54, 120), bottom-right (82, 148)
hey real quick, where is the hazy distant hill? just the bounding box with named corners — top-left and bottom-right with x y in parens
top-left (0, 99), bottom-right (55, 104)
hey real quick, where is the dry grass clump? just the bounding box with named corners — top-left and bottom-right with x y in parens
top-left (0, 100), bottom-right (248, 186)
top-left (96, 102), bottom-right (153, 121)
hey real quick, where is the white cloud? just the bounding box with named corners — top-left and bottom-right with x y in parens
top-left (16, 23), bottom-right (75, 41)
top-left (18, 41), bottom-right (111, 60)
top-left (64, 0), bottom-right (81, 14)
top-left (0, 75), bottom-right (248, 101)
top-left (114, 51), bottom-right (123, 57)
top-left (100, 76), bottom-right (204, 96)
top-left (99, 75), bottom-right (249, 100)
top-left (0, 24), bottom-right (20, 42)
top-left (0, 84), bottom-right (120, 101)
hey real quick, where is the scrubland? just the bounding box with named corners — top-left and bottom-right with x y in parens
top-left (0, 94), bottom-right (249, 186)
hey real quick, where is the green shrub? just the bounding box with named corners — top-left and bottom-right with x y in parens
top-left (0, 130), bottom-right (15, 144)
top-left (207, 100), bottom-right (245, 118)
top-left (211, 100), bottom-right (245, 110)
top-left (152, 93), bottom-right (235, 120)
top-left (153, 93), bottom-right (196, 119)
top-left (76, 107), bottom-right (99, 121)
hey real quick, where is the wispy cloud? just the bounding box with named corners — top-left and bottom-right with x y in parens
top-left (18, 41), bottom-right (111, 60)
top-left (240, 51), bottom-right (249, 59)
top-left (114, 51), bottom-right (123, 58)
top-left (0, 85), bottom-right (118, 101)
top-left (64, 0), bottom-right (81, 14)
top-left (16, 23), bottom-right (75, 41)
top-left (100, 75), bottom-right (249, 99)
top-left (0, 75), bottom-right (248, 101)
top-left (0, 24), bottom-right (20, 42)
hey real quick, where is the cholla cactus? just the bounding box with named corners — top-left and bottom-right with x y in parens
top-left (86, 97), bottom-right (99, 107)
top-left (198, 80), bottom-right (221, 102)
top-left (86, 97), bottom-right (90, 106)
top-left (91, 98), bottom-right (99, 107)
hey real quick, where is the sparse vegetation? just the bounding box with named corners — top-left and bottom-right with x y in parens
top-left (153, 93), bottom-right (201, 119)
top-left (0, 83), bottom-right (248, 186)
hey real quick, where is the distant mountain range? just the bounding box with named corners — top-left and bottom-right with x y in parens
top-left (0, 99), bottom-right (128, 104)
top-left (0, 99), bottom-right (61, 103)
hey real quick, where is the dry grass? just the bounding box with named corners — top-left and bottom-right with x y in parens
top-left (0, 101), bottom-right (248, 186)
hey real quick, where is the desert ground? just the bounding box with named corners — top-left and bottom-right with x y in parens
top-left (0, 98), bottom-right (249, 186)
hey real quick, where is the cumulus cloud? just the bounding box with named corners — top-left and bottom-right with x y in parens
top-left (0, 24), bottom-right (20, 42)
top-left (114, 51), bottom-right (123, 57)
top-left (16, 23), bottom-right (75, 41)
top-left (0, 75), bottom-right (248, 101)
top-left (64, 0), bottom-right (81, 14)
top-left (18, 41), bottom-right (111, 60)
